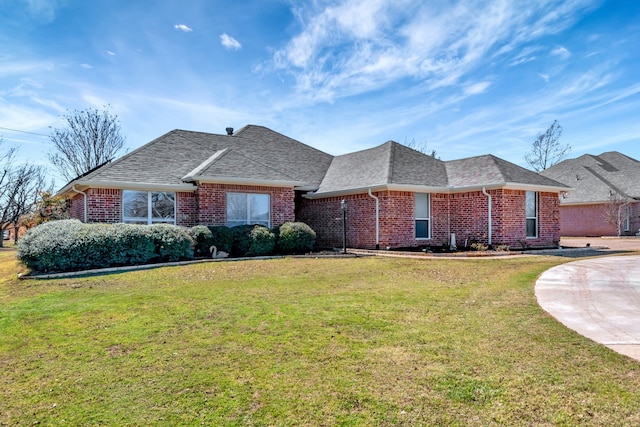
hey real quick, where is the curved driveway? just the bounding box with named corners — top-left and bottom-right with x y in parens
top-left (535, 255), bottom-right (640, 361)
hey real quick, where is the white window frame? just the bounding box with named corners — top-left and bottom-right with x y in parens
top-left (525, 191), bottom-right (538, 238)
top-left (226, 192), bottom-right (271, 228)
top-left (122, 190), bottom-right (176, 225)
top-left (414, 193), bottom-right (431, 240)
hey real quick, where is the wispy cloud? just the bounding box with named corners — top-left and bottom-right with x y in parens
top-left (80, 63), bottom-right (93, 69)
top-left (174, 24), bottom-right (192, 32)
top-left (551, 46), bottom-right (572, 59)
top-left (220, 33), bottom-right (242, 50)
top-left (271, 0), bottom-right (599, 103)
top-left (107, 50), bottom-right (116, 56)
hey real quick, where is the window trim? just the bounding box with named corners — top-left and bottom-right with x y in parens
top-left (414, 192), bottom-right (431, 240)
top-left (226, 192), bottom-right (271, 228)
top-left (122, 190), bottom-right (176, 225)
top-left (525, 191), bottom-right (538, 239)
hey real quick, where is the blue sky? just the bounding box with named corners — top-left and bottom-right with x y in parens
top-left (2, 0), bottom-right (640, 187)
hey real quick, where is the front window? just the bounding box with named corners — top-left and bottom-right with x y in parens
top-left (526, 191), bottom-right (538, 238)
top-left (227, 193), bottom-right (270, 228)
top-left (415, 193), bottom-right (430, 239)
top-left (123, 191), bottom-right (176, 224)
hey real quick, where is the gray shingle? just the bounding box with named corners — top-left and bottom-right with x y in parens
top-left (541, 152), bottom-right (640, 203)
top-left (447, 155), bottom-right (570, 189)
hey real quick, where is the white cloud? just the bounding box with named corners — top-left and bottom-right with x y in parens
top-left (271, 0), bottom-right (599, 103)
top-left (174, 24), bottom-right (193, 32)
top-left (551, 46), bottom-right (572, 59)
top-left (220, 33), bottom-right (242, 50)
top-left (107, 50), bottom-right (116, 56)
top-left (80, 63), bottom-right (93, 69)
top-left (464, 81), bottom-right (491, 95)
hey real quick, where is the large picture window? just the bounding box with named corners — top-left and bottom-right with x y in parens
top-left (123, 191), bottom-right (176, 225)
top-left (415, 193), bottom-right (430, 239)
top-left (227, 193), bottom-right (270, 228)
top-left (525, 191), bottom-right (538, 238)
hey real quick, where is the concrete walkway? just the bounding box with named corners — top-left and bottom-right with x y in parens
top-left (535, 255), bottom-right (640, 361)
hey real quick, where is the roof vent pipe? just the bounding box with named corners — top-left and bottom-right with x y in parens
top-left (226, 127), bottom-right (234, 136)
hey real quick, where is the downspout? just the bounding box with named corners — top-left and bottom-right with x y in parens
top-left (481, 187), bottom-right (492, 246)
top-left (367, 188), bottom-right (380, 250)
top-left (72, 185), bottom-right (88, 223)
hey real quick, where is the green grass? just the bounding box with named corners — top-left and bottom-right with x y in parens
top-left (1, 248), bottom-right (640, 426)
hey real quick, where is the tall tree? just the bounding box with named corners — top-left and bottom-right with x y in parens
top-left (524, 120), bottom-right (570, 171)
top-left (0, 142), bottom-right (47, 247)
top-left (48, 106), bottom-right (126, 182)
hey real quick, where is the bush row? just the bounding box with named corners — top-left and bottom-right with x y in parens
top-left (190, 222), bottom-right (316, 257)
top-left (17, 220), bottom-right (316, 273)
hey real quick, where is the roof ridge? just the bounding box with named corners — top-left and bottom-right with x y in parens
top-left (182, 148), bottom-right (230, 181)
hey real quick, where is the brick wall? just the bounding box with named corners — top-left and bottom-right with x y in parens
top-left (69, 193), bottom-right (85, 221)
top-left (560, 202), bottom-right (640, 236)
top-left (196, 183), bottom-right (295, 227)
top-left (299, 189), bottom-right (561, 249)
top-left (177, 192), bottom-right (198, 227)
top-left (86, 188), bottom-right (122, 223)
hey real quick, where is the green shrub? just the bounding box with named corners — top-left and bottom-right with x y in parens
top-left (246, 226), bottom-right (276, 256)
top-left (189, 225), bottom-right (214, 257)
top-left (230, 225), bottom-right (275, 257)
top-left (275, 222), bottom-right (316, 254)
top-left (147, 224), bottom-right (194, 262)
top-left (17, 220), bottom-right (194, 273)
top-left (208, 226), bottom-right (234, 254)
top-left (17, 219), bottom-right (84, 272)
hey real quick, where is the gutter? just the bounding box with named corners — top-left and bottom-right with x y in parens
top-left (367, 188), bottom-right (380, 249)
top-left (72, 185), bottom-right (88, 223)
top-left (482, 186), bottom-right (492, 246)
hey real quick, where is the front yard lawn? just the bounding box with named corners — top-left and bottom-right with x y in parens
top-left (1, 249), bottom-right (639, 426)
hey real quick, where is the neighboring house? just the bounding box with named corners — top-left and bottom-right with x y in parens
top-left (58, 125), bottom-right (569, 250)
top-left (541, 151), bottom-right (640, 236)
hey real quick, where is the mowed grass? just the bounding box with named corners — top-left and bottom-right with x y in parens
top-left (1, 248), bottom-right (640, 426)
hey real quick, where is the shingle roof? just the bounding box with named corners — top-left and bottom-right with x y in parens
top-left (446, 154), bottom-right (570, 189)
top-left (540, 151), bottom-right (640, 204)
top-left (312, 144), bottom-right (567, 197)
top-left (61, 125), bottom-right (334, 193)
top-left (60, 124), bottom-right (568, 198)
top-left (315, 141), bottom-right (448, 194)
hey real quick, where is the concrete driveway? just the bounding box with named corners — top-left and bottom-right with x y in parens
top-left (535, 255), bottom-right (640, 361)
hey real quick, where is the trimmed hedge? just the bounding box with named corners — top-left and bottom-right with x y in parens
top-left (230, 225), bottom-right (275, 257)
top-left (275, 222), bottom-right (316, 254)
top-left (17, 220), bottom-right (193, 273)
top-left (17, 220), bottom-right (319, 273)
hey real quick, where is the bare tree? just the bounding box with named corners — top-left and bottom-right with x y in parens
top-left (403, 137), bottom-right (439, 159)
top-left (0, 143), bottom-right (47, 247)
top-left (602, 190), bottom-right (631, 236)
top-left (525, 120), bottom-right (570, 171)
top-left (48, 106), bottom-right (126, 182)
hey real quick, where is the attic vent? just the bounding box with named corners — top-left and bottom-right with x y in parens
top-left (226, 127), bottom-right (234, 136)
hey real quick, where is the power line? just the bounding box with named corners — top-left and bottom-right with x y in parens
top-left (0, 126), bottom-right (49, 137)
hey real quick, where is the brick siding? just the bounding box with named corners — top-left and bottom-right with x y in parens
top-left (560, 202), bottom-right (640, 236)
top-left (71, 184), bottom-right (295, 228)
top-left (195, 183), bottom-right (294, 227)
top-left (299, 189), bottom-right (561, 249)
